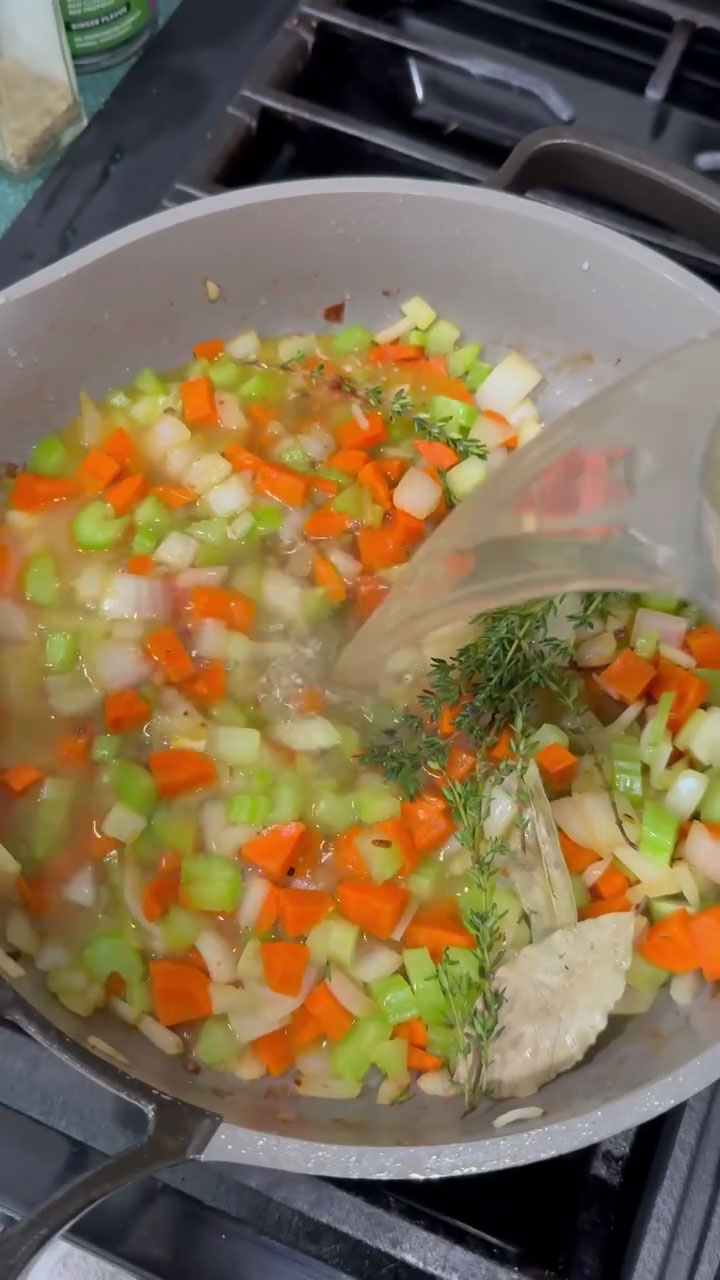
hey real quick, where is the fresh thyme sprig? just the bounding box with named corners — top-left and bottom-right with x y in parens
top-left (412, 412), bottom-right (488, 464)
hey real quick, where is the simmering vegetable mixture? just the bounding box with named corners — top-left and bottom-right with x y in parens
top-left (2, 296), bottom-right (719, 1110)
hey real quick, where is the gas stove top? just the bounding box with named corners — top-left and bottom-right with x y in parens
top-left (1, 1), bottom-right (720, 1277)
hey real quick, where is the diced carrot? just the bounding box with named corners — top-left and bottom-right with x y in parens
top-left (127, 554), bottom-right (153, 576)
top-left (702, 821), bottom-right (720, 840)
top-left (335, 879), bottom-right (410, 940)
top-left (16, 874), bottom-right (51, 917)
top-left (193, 338), bottom-right (225, 361)
top-left (147, 748), bottom-right (216, 798)
top-left (404, 900), bottom-right (474, 961)
top-left (1, 764), bottom-right (44, 793)
top-left (579, 894), bottom-right (632, 919)
top-left (142, 868), bottom-right (180, 922)
top-left (311, 474), bottom-right (340, 496)
top-left (105, 972), bottom-right (126, 999)
top-left (486, 726), bottom-right (515, 764)
top-left (483, 409), bottom-right (517, 448)
top-left (636, 908), bottom-right (699, 974)
top-left (88, 829), bottom-right (118, 861)
top-left (413, 438), bottom-right (459, 470)
top-left (290, 1004), bottom-right (322, 1051)
top-left (150, 484), bottom-right (195, 509)
top-left (437, 702), bottom-right (462, 738)
top-left (357, 461), bottom-right (391, 510)
top-left (649, 658), bottom-right (710, 732)
top-left (356, 526), bottom-right (407, 571)
top-left (335, 411), bottom-right (388, 451)
top-left (535, 742), bottom-right (579, 789)
top-left (188, 585), bottom-right (256, 633)
top-left (104, 688), bottom-right (150, 733)
top-left (402, 790), bottom-right (455, 855)
top-left (368, 342), bottom-right (423, 364)
top-left (291, 826), bottom-right (322, 881)
top-left (105, 472), bottom-right (148, 516)
top-left (558, 830), bottom-right (599, 874)
top-left (254, 461), bottom-right (310, 508)
top-left (260, 940), bottom-right (309, 997)
top-left (277, 887), bottom-right (334, 936)
top-left (304, 981), bottom-right (354, 1041)
top-left (182, 659), bottom-right (226, 706)
top-left (392, 1018), bottom-right (427, 1048)
top-left (160, 848), bottom-right (182, 874)
top-left (297, 687), bottom-right (325, 714)
top-left (372, 816), bottom-right (417, 875)
top-left (378, 458), bottom-right (407, 485)
top-left (333, 826), bottom-right (368, 878)
top-left (352, 574), bottom-right (389, 621)
top-left (326, 449), bottom-right (368, 476)
top-left (590, 864), bottom-right (631, 901)
top-left (445, 745), bottom-right (477, 782)
top-left (76, 448), bottom-right (121, 494)
top-left (686, 626), bottom-right (720, 669)
top-left (180, 375), bottom-right (217, 428)
top-left (303, 508), bottom-right (352, 539)
top-left (241, 822), bottom-right (307, 879)
top-left (596, 648), bottom-right (656, 704)
top-left (56, 733), bottom-right (90, 768)
top-left (182, 947), bottom-right (210, 975)
top-left (388, 507), bottom-right (425, 548)
top-left (247, 403), bottom-right (274, 430)
top-left (10, 473), bottom-right (79, 511)
top-left (313, 553), bottom-right (346, 603)
top-left (688, 905), bottom-right (720, 981)
top-left (0, 541), bottom-right (14, 595)
top-left (252, 1026), bottom-right (294, 1077)
top-left (223, 444), bottom-right (263, 475)
top-left (256, 884), bottom-right (280, 935)
top-left (144, 626), bottom-right (194, 684)
top-left (102, 427), bottom-right (137, 468)
top-left (407, 1046), bottom-right (444, 1072)
top-left (149, 959), bottom-right (212, 1026)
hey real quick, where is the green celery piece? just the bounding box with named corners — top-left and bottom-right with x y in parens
top-left (157, 905), bottom-right (202, 951)
top-left (571, 874), bottom-right (590, 909)
top-left (228, 792), bottom-right (272, 825)
top-left (634, 628), bottom-right (659, 660)
top-left (639, 593), bottom-right (680, 614)
top-left (640, 799), bottom-right (679, 865)
top-left (428, 394), bottom-right (477, 434)
top-left (307, 916), bottom-right (359, 968)
top-left (44, 630), bottom-right (77, 673)
top-left (187, 517), bottom-right (232, 546)
top-left (111, 761), bottom-right (157, 816)
top-left (134, 367), bottom-right (167, 396)
top-left (447, 343), bottom-right (481, 379)
top-left (278, 443), bottom-right (311, 473)
top-left (183, 357), bottom-right (210, 379)
top-left (387, 419), bottom-right (413, 445)
top-left (31, 778), bottom-right (74, 860)
top-left (400, 296), bottom-right (437, 330)
top-left (131, 527), bottom-right (160, 556)
top-left (271, 772), bottom-right (306, 824)
top-left (647, 895), bottom-right (687, 924)
top-left (180, 854), bottom-right (243, 912)
top-left (208, 356), bottom-right (241, 390)
top-left (253, 505), bottom-right (284, 535)
top-left (210, 700), bottom-right (248, 727)
top-left (330, 1015), bottom-right (392, 1081)
top-left (372, 1037), bottom-right (408, 1077)
top-left (611, 741), bottom-right (644, 803)
top-left (194, 1016), bottom-right (239, 1065)
top-left (29, 435), bottom-right (68, 477)
top-left (312, 788), bottom-right (357, 834)
top-left (91, 734), bottom-right (121, 764)
top-left (626, 951), bottom-right (669, 992)
top-left (331, 483), bottom-right (364, 519)
top-left (424, 318), bottom-right (460, 357)
top-left (151, 807), bottom-right (198, 857)
top-left (646, 691), bottom-right (675, 752)
top-left (697, 670), bottom-right (720, 707)
top-left (354, 786), bottom-right (401, 824)
top-left (700, 775), bottom-right (720, 824)
top-left (107, 388), bottom-right (132, 409)
top-left (335, 724), bottom-right (361, 760)
top-left (403, 947), bottom-right (448, 1023)
top-left (370, 974), bottom-right (420, 1025)
top-left (195, 540), bottom-right (235, 568)
top-left (83, 932), bottom-right (144, 984)
top-left (72, 501), bottom-right (130, 551)
top-left (426, 1025), bottom-right (456, 1060)
top-left (125, 978), bottom-right (152, 1014)
top-left (331, 325), bottom-right (374, 354)
top-left (239, 371), bottom-right (277, 401)
top-left (465, 360), bottom-right (492, 392)
top-left (317, 466), bottom-right (352, 490)
top-left (407, 328), bottom-right (427, 348)
top-left (356, 831), bottom-right (403, 884)
top-left (530, 722), bottom-right (570, 753)
top-left (134, 493), bottom-right (174, 534)
top-left (407, 859), bottom-right (445, 901)
top-left (130, 825), bottom-right (159, 864)
top-left (24, 552), bottom-right (60, 606)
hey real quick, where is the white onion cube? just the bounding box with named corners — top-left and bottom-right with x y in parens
top-left (477, 351), bottom-right (542, 415)
top-left (153, 531), bottom-right (197, 569)
top-left (393, 467), bottom-right (442, 519)
top-left (205, 474), bottom-right (253, 517)
top-left (145, 413), bottom-right (191, 458)
top-left (165, 442), bottom-right (201, 481)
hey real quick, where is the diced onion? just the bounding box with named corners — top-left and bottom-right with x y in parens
top-left (233, 1048), bottom-right (266, 1080)
top-left (508, 397), bottom-right (539, 427)
top-left (374, 315), bottom-right (414, 344)
top-left (216, 392), bottom-right (247, 431)
top-left (393, 467), bottom-right (442, 519)
top-left (209, 982), bottom-right (247, 1015)
top-left (225, 330), bottom-right (259, 360)
top-left (238, 874), bottom-right (271, 930)
top-left (477, 350), bottom-right (542, 415)
top-left (176, 566), bottom-right (229, 588)
top-left (417, 1068), bottom-right (458, 1097)
top-left (659, 643), bottom-right (695, 669)
top-left (205, 473), bottom-right (252, 517)
top-left (5, 909), bottom-right (38, 957)
top-left (94, 641), bottom-right (153, 691)
top-left (468, 415), bottom-right (506, 449)
top-left (270, 715), bottom-right (341, 752)
top-left (581, 856), bottom-right (611, 888)
top-left (631, 607), bottom-right (687, 651)
top-left (390, 895), bottom-right (420, 942)
top-left (153, 531), bottom-right (198, 570)
top-left (46, 671), bottom-right (102, 716)
top-left (165, 442), bottom-right (201, 481)
top-left (73, 563), bottom-right (110, 606)
top-left (200, 798), bottom-right (255, 858)
top-left (62, 867), bottom-right (97, 908)
top-left (295, 1046), bottom-right (332, 1075)
top-left (377, 1074), bottom-right (411, 1105)
top-left (109, 996), bottom-right (141, 1026)
top-left (296, 1076), bottom-right (363, 1099)
top-left (591, 700), bottom-right (645, 745)
top-left (193, 618), bottom-right (228, 660)
top-left (670, 971), bottom-right (704, 1006)
top-left (484, 786), bottom-right (517, 840)
top-left (493, 1106), bottom-right (545, 1129)
top-left (684, 821), bottom-right (720, 884)
top-left (0, 946), bottom-right (25, 979)
top-left (195, 929), bottom-right (237, 983)
top-left (673, 859), bottom-right (701, 910)
top-left (260, 568), bottom-right (304, 619)
top-left (145, 413), bottom-right (191, 459)
top-left (0, 599), bottom-right (30, 642)
top-left (0, 841), bottom-right (21, 887)
top-left (576, 631), bottom-right (617, 668)
top-left (664, 769), bottom-right (708, 821)
top-left (278, 508), bottom-right (308, 547)
top-left (327, 547), bottom-right (362, 581)
top-left (102, 802), bottom-right (147, 843)
top-left (35, 941), bottom-right (70, 971)
top-left (352, 942), bottom-right (403, 983)
top-left (138, 1014), bottom-right (184, 1055)
top-left (101, 572), bottom-right (169, 621)
top-left (298, 428), bottom-right (334, 462)
top-left (327, 965), bottom-right (376, 1017)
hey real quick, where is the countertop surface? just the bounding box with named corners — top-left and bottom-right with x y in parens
top-left (0, 0), bottom-right (182, 239)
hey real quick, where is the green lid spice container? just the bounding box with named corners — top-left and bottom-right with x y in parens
top-left (59, 0), bottom-right (157, 71)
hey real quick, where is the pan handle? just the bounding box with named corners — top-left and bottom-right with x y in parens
top-left (0, 986), bottom-right (219, 1280)
top-left (491, 127), bottom-right (720, 256)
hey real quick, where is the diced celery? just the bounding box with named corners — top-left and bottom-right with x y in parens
top-left (426, 1025), bottom-right (456, 1060)
top-left (23, 552), bottom-right (60, 606)
top-left (355, 830), bottom-right (403, 883)
top-left (331, 483), bottom-right (364, 519)
top-left (253, 505), bottom-right (284, 535)
top-left (331, 325), bottom-right (374, 354)
top-left (239, 371), bottom-right (277, 401)
top-left (31, 777), bottom-right (74, 860)
top-left (277, 442), bottom-right (311, 473)
top-left (373, 1037), bottom-right (408, 1077)
top-left (465, 360), bottom-right (492, 392)
top-left (29, 434), bottom-right (68, 477)
top-left (639, 593), bottom-right (680, 613)
top-left (134, 493), bottom-right (174, 535)
top-left (530, 723), bottom-right (570, 753)
top-left (271, 772), bottom-right (305, 823)
top-left (184, 357), bottom-right (210, 379)
top-left (424, 318), bottom-right (460, 356)
top-left (446, 456), bottom-right (487, 503)
top-left (407, 859), bottom-right (444, 900)
top-left (134, 367), bottom-right (166, 396)
top-left (700, 774), bottom-right (720, 824)
top-left (571, 874), bottom-right (590, 909)
top-left (407, 329), bottom-right (427, 348)
top-left (125, 978), bottom-right (152, 1014)
top-left (626, 951), bottom-right (668, 992)
top-left (83, 932), bottom-right (144, 984)
top-left (107, 388), bottom-right (132, 408)
top-left (403, 947), bottom-right (448, 1023)
top-left (102, 801), bottom-right (147, 843)
top-left (317, 466), bottom-right (352, 490)
top-left (157, 905), bottom-right (202, 951)
top-left (151, 807), bottom-right (198, 857)
top-left (400, 296), bottom-right (437, 331)
top-left (307, 916), bottom-right (359, 968)
top-left (634, 628), bottom-right (659, 660)
top-left (640, 799), bottom-right (679, 865)
top-left (354, 786), bottom-right (401, 825)
top-left (647, 895), bottom-right (686, 924)
top-left (228, 792), bottom-right (272, 825)
top-left (330, 1014), bottom-right (392, 1081)
top-left (44, 630), bottom-right (77, 673)
top-left (646, 691), bottom-right (675, 754)
top-left (91, 734), bottom-right (120, 763)
top-left (111, 761), bottom-right (157, 817)
top-left (312, 788), bottom-right (357, 834)
top-left (72, 501), bottom-right (130, 551)
top-left (180, 854), bottom-right (243, 912)
top-left (611, 739), bottom-right (644, 803)
top-left (208, 356), bottom-right (242, 390)
top-left (447, 343), bottom-right (481, 379)
top-left (131, 527), bottom-right (160, 555)
top-left (194, 1016), bottom-right (239, 1065)
top-left (428, 394), bottom-right (477, 434)
top-left (237, 939), bottom-right (264, 981)
top-left (387, 418), bottom-right (413, 444)
top-left (207, 725), bottom-right (261, 767)
top-left (444, 946), bottom-right (480, 988)
top-left (335, 724), bottom-right (361, 759)
top-left (129, 395), bottom-right (167, 427)
top-left (697, 669), bottom-right (720, 707)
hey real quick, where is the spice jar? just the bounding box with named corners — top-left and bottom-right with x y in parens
top-left (0, 0), bottom-right (85, 178)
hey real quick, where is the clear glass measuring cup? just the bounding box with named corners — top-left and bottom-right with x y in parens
top-left (335, 333), bottom-right (720, 690)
